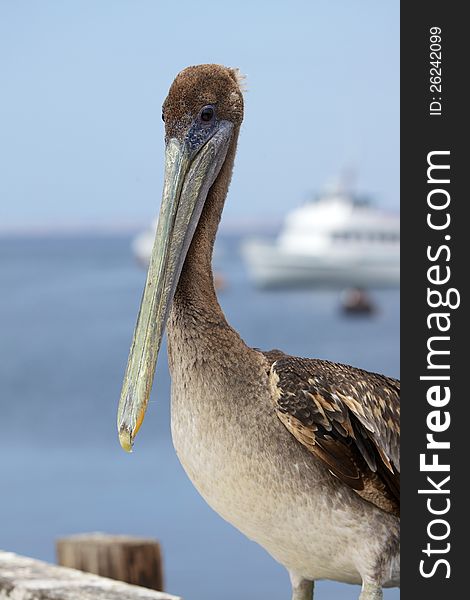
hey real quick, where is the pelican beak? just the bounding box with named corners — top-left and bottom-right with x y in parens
top-left (117, 122), bottom-right (233, 451)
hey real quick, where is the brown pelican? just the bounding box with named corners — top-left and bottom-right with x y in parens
top-left (117, 65), bottom-right (400, 600)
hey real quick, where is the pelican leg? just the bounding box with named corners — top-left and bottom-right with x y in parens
top-left (289, 572), bottom-right (314, 600)
top-left (359, 581), bottom-right (383, 600)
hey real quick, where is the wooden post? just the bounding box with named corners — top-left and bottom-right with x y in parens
top-left (56, 533), bottom-right (164, 592)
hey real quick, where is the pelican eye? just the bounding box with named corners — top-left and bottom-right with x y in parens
top-left (186, 105), bottom-right (217, 153)
top-left (200, 106), bottom-right (215, 122)
top-left (161, 110), bottom-right (165, 122)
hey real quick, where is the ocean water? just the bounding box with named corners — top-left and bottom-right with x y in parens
top-left (0, 234), bottom-right (399, 599)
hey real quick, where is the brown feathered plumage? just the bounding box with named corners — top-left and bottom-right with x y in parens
top-left (264, 350), bottom-right (400, 516)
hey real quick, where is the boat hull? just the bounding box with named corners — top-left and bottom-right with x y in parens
top-left (241, 239), bottom-right (400, 289)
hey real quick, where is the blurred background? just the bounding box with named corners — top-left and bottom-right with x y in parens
top-left (0, 1), bottom-right (399, 599)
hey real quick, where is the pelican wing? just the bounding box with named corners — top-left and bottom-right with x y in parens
top-left (264, 351), bottom-right (400, 515)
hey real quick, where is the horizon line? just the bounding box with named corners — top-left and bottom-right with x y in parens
top-left (0, 215), bottom-right (282, 237)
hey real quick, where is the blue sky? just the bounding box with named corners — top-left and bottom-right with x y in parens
top-left (0, 0), bottom-right (399, 232)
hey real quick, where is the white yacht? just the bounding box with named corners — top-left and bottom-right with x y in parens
top-left (241, 185), bottom-right (399, 289)
top-left (132, 220), bottom-right (157, 267)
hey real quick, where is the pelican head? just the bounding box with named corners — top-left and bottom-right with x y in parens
top-left (117, 65), bottom-right (244, 451)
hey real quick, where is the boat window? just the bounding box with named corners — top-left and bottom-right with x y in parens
top-left (382, 232), bottom-right (400, 242)
top-left (331, 230), bottom-right (400, 242)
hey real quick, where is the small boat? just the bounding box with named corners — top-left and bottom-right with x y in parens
top-left (241, 183), bottom-right (400, 289)
top-left (340, 288), bottom-right (376, 315)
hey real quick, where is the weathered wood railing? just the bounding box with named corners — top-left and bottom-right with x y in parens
top-left (0, 550), bottom-right (181, 600)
